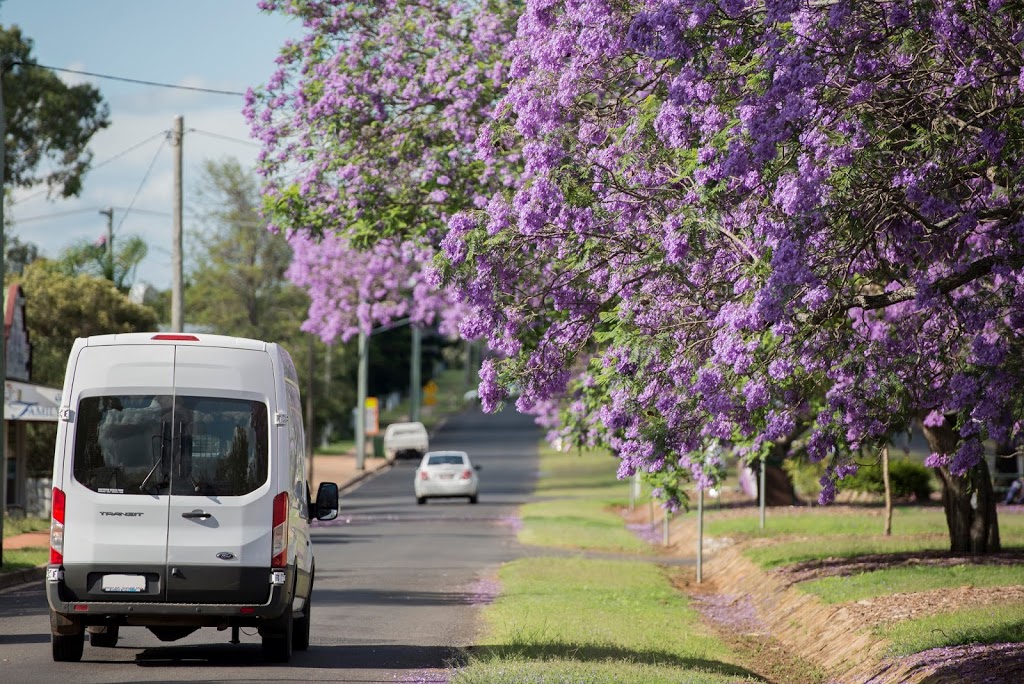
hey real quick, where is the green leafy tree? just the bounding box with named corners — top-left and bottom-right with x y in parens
top-left (56, 233), bottom-right (148, 292)
top-left (15, 260), bottom-right (159, 476)
top-left (187, 158), bottom-right (307, 341)
top-left (5, 232), bottom-right (38, 275)
top-left (17, 260), bottom-right (158, 387)
top-left (1, 25), bottom-right (109, 197)
top-left (186, 158), bottom-right (352, 443)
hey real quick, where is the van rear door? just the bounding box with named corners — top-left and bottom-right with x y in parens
top-left (163, 345), bottom-right (277, 604)
top-left (61, 345), bottom-right (175, 602)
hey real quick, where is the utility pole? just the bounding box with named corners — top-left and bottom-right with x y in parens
top-left (410, 326), bottom-right (422, 422)
top-left (355, 329), bottom-right (368, 470)
top-left (170, 115), bottom-right (183, 332)
top-left (0, 61), bottom-right (8, 566)
top-left (98, 207), bottom-right (113, 281)
top-left (306, 335), bottom-right (315, 490)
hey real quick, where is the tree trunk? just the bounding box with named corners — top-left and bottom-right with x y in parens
top-left (921, 419), bottom-right (1001, 554)
top-left (881, 445), bottom-right (892, 537)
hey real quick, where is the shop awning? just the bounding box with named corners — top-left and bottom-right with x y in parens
top-left (5, 380), bottom-right (61, 422)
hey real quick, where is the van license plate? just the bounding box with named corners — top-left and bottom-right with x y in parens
top-left (102, 574), bottom-right (146, 592)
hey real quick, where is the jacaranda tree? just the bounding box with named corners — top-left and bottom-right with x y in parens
top-left (437, 0), bottom-right (1024, 553)
top-left (246, 0), bottom-right (519, 342)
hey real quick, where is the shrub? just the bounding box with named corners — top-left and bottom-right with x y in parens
top-left (782, 456), bottom-right (934, 503)
top-left (840, 459), bottom-right (933, 501)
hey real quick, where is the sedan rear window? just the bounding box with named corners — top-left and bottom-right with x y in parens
top-left (427, 454), bottom-right (467, 466)
top-left (73, 394), bottom-right (268, 497)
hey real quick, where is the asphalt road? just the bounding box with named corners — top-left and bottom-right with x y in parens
top-left (0, 405), bottom-right (541, 683)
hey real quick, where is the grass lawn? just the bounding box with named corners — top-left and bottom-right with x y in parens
top-left (453, 557), bottom-right (762, 684)
top-left (454, 444), bottom-right (782, 683)
top-left (743, 534), bottom-right (952, 569)
top-left (518, 446), bottom-right (648, 553)
top-left (1, 548), bottom-right (47, 570)
top-left (2, 515), bottom-right (49, 537)
top-left (702, 506), bottom-right (1024, 570)
top-left (497, 442), bottom-right (1024, 678)
top-left (880, 604), bottom-right (1024, 656)
top-left (800, 564), bottom-right (1024, 604)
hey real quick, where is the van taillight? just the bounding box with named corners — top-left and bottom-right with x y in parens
top-left (50, 487), bottom-right (66, 565)
top-left (271, 492), bottom-right (289, 568)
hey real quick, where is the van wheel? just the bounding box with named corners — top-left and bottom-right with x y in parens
top-left (52, 630), bottom-right (84, 662)
top-left (89, 625), bottom-right (119, 648)
top-left (261, 605), bottom-right (294, 663)
top-left (293, 593), bottom-right (311, 651)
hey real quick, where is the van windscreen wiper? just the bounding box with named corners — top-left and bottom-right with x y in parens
top-left (139, 422), bottom-right (170, 494)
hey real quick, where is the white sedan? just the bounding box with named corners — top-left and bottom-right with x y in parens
top-left (414, 450), bottom-right (480, 504)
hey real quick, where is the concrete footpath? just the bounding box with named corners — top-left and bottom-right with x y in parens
top-left (0, 451), bottom-right (392, 591)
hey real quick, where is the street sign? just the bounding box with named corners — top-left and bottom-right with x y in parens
top-left (423, 380), bottom-right (438, 407)
top-left (366, 397), bottom-right (380, 436)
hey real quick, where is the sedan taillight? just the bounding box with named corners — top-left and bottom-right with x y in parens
top-left (419, 470), bottom-right (429, 480)
top-left (461, 470), bottom-right (472, 480)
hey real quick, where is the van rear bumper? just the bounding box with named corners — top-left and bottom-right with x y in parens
top-left (45, 564), bottom-right (293, 621)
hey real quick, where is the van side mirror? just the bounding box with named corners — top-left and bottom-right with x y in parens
top-left (314, 482), bottom-right (339, 521)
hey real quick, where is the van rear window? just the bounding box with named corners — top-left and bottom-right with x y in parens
top-left (72, 395), bottom-right (269, 497)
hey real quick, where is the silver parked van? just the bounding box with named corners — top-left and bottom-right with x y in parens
top-left (46, 333), bottom-right (338, 663)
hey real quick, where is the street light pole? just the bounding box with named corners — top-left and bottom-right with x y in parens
top-left (0, 60), bottom-right (8, 566)
top-left (410, 325), bottom-right (421, 422)
top-left (355, 329), bottom-right (368, 471)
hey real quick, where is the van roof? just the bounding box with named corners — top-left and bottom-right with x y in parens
top-left (80, 332), bottom-right (270, 352)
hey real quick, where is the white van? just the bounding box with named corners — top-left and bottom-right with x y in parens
top-left (45, 333), bottom-right (339, 663)
top-left (382, 421), bottom-right (429, 461)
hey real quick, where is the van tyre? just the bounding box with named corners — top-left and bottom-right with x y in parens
top-left (89, 625), bottom-right (119, 648)
top-left (52, 630), bottom-right (84, 662)
top-left (293, 593), bottom-right (311, 651)
top-left (261, 605), bottom-right (294, 663)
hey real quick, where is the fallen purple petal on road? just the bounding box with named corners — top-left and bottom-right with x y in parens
top-left (394, 671), bottom-right (450, 683)
top-left (468, 576), bottom-right (501, 606)
top-left (496, 513), bottom-right (523, 533)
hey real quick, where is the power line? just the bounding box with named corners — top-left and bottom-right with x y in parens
top-left (10, 131), bottom-right (169, 207)
top-left (188, 128), bottom-right (259, 147)
top-left (18, 61), bottom-right (248, 96)
top-left (92, 131), bottom-right (169, 171)
top-left (115, 137), bottom-right (168, 236)
top-left (10, 207), bottom-right (104, 224)
top-left (113, 207), bottom-right (171, 218)
top-left (10, 206), bottom-right (171, 225)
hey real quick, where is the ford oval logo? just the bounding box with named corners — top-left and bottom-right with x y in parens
top-left (216, 552), bottom-right (236, 561)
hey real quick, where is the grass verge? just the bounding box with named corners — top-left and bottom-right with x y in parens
top-left (518, 445), bottom-right (646, 552)
top-left (800, 564), bottom-right (1024, 604)
top-left (1, 547), bottom-right (47, 571)
top-left (452, 557), bottom-right (762, 684)
top-left (3, 515), bottom-right (49, 537)
top-left (879, 604), bottom-right (1024, 656)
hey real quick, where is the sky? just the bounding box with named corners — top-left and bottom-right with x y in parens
top-left (1, 0), bottom-right (300, 291)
